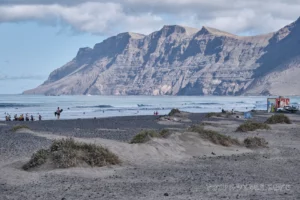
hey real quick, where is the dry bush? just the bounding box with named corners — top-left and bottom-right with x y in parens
top-left (130, 130), bottom-right (160, 144)
top-left (188, 125), bottom-right (240, 147)
top-left (265, 114), bottom-right (291, 124)
top-left (168, 108), bottom-right (181, 116)
top-left (236, 121), bottom-right (271, 132)
top-left (23, 149), bottom-right (49, 170)
top-left (23, 138), bottom-right (120, 170)
top-left (244, 137), bottom-right (268, 148)
top-left (206, 112), bottom-right (222, 118)
top-left (11, 125), bottom-right (30, 132)
top-left (159, 129), bottom-right (171, 138)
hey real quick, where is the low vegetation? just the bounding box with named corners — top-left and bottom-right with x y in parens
top-left (206, 112), bottom-right (222, 118)
top-left (130, 130), bottom-right (161, 143)
top-left (23, 149), bottom-right (49, 170)
top-left (159, 129), bottom-right (171, 138)
top-left (244, 137), bottom-right (268, 148)
top-left (11, 125), bottom-right (30, 132)
top-left (188, 125), bottom-right (240, 147)
top-left (168, 108), bottom-right (181, 116)
top-left (23, 138), bottom-right (120, 170)
top-left (130, 129), bottom-right (173, 143)
top-left (265, 114), bottom-right (291, 124)
top-left (236, 121), bottom-right (271, 132)
top-left (200, 122), bottom-right (216, 126)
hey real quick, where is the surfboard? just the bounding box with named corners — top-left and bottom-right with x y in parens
top-left (54, 109), bottom-right (64, 116)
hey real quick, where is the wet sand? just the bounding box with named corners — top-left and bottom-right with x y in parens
top-left (0, 112), bottom-right (299, 200)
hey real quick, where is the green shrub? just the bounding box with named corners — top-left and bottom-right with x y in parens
top-left (188, 125), bottom-right (240, 147)
top-left (244, 137), bottom-right (268, 148)
top-left (206, 112), bottom-right (222, 118)
top-left (236, 121), bottom-right (271, 132)
top-left (23, 138), bottom-right (120, 170)
top-left (11, 125), bottom-right (30, 132)
top-left (168, 108), bottom-right (181, 116)
top-left (265, 114), bottom-right (291, 124)
top-left (130, 130), bottom-right (160, 144)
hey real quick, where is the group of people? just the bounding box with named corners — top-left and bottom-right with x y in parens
top-left (153, 111), bottom-right (159, 116)
top-left (5, 113), bottom-right (42, 121)
top-left (4, 107), bottom-right (63, 121)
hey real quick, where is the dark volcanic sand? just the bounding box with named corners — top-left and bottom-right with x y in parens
top-left (4, 114), bottom-right (206, 141)
top-left (0, 112), bottom-right (299, 200)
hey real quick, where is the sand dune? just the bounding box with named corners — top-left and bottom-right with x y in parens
top-left (0, 113), bottom-right (299, 199)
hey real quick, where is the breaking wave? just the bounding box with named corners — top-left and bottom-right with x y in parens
top-left (137, 104), bottom-right (152, 107)
top-left (76, 105), bottom-right (113, 108)
top-left (0, 103), bottom-right (39, 108)
top-left (188, 103), bottom-right (222, 106)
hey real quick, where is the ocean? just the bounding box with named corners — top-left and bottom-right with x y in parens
top-left (1, 95), bottom-right (300, 120)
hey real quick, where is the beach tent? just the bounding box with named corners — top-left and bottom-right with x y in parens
top-left (244, 112), bottom-right (252, 119)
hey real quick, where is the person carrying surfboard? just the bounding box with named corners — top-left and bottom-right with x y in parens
top-left (55, 107), bottom-right (63, 120)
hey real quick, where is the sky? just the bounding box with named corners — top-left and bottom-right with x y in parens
top-left (0, 0), bottom-right (300, 94)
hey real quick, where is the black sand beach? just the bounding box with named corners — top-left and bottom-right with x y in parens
top-left (0, 112), bottom-right (299, 200)
top-left (3, 114), bottom-right (206, 141)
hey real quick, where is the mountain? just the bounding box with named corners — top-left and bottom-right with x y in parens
top-left (24, 17), bottom-right (300, 96)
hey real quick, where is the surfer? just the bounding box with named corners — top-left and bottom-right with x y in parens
top-left (55, 107), bottom-right (63, 120)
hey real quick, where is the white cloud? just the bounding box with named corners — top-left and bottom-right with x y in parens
top-left (0, 0), bottom-right (299, 35)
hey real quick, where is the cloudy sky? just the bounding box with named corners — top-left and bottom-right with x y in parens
top-left (0, 0), bottom-right (299, 94)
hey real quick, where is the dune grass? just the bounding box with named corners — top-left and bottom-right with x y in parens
top-left (206, 112), bottom-right (222, 118)
top-left (130, 130), bottom-right (161, 144)
top-left (168, 108), bottom-right (181, 116)
top-left (130, 129), bottom-right (173, 144)
top-left (11, 125), bottom-right (30, 132)
top-left (244, 137), bottom-right (268, 148)
top-left (236, 121), bottom-right (271, 132)
top-left (22, 149), bottom-right (49, 170)
top-left (23, 138), bottom-right (120, 170)
top-left (265, 114), bottom-right (291, 124)
top-left (159, 129), bottom-right (171, 138)
top-left (188, 125), bottom-right (240, 147)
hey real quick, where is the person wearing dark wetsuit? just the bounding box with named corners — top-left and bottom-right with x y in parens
top-left (56, 107), bottom-right (61, 120)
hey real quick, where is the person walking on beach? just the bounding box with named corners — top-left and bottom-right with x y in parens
top-left (38, 114), bottom-right (42, 121)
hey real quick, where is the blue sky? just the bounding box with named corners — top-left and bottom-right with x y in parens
top-left (0, 0), bottom-right (299, 94)
top-left (0, 22), bottom-right (103, 94)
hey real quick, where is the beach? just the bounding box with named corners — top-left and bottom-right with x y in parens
top-left (0, 112), bottom-right (299, 200)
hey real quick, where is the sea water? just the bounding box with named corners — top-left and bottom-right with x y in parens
top-left (1, 95), bottom-right (300, 120)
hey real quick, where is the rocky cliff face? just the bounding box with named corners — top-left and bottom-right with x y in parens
top-left (24, 17), bottom-right (300, 96)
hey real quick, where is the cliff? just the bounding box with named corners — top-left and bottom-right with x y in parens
top-left (24, 17), bottom-right (300, 96)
